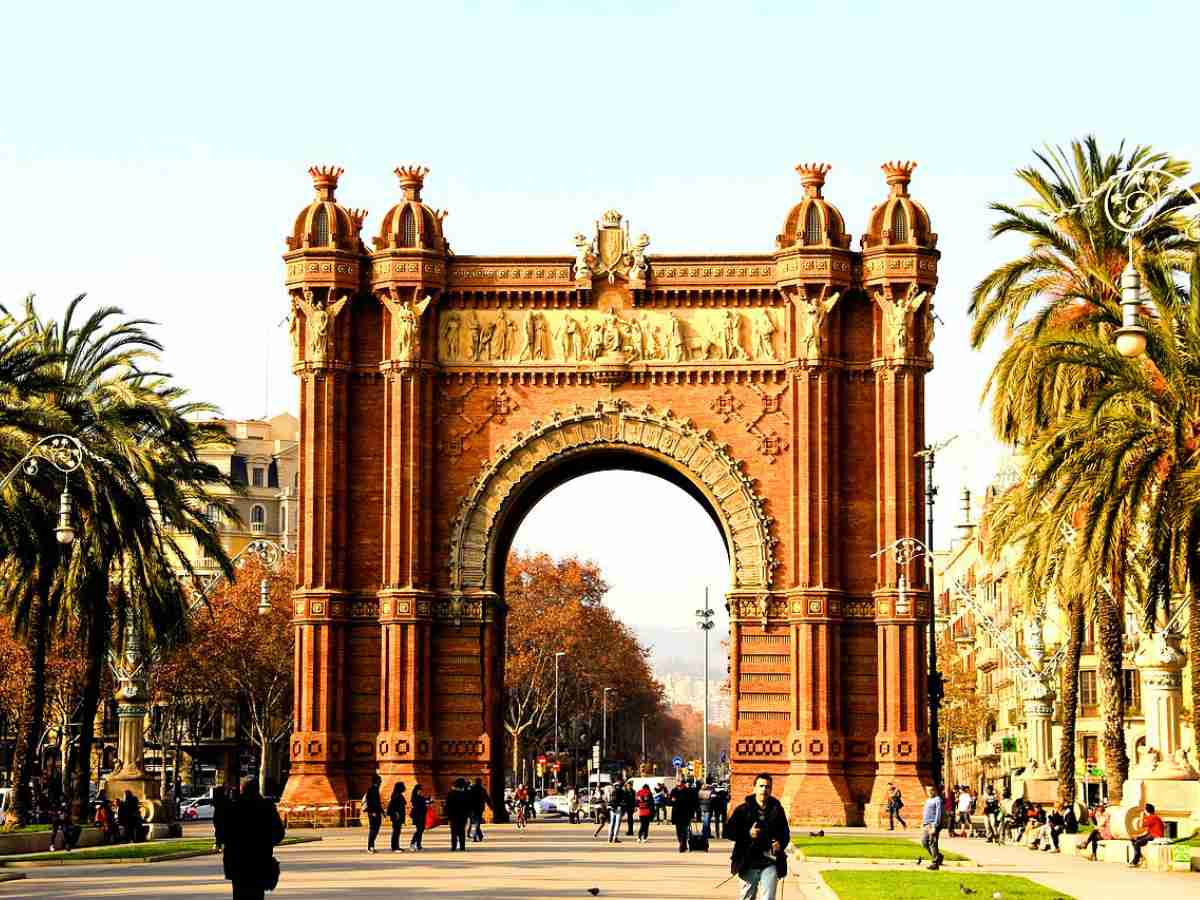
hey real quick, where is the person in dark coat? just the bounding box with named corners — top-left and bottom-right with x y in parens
top-left (363, 774), bottom-right (384, 853)
top-left (118, 791), bottom-right (143, 843)
top-left (725, 773), bottom-right (790, 900)
top-left (214, 784), bottom-right (236, 851)
top-left (387, 782), bottom-right (407, 852)
top-left (623, 779), bottom-right (637, 837)
top-left (408, 784), bottom-right (428, 850)
top-left (712, 784), bottom-right (729, 839)
top-left (222, 777), bottom-right (285, 900)
top-left (669, 779), bottom-right (698, 852)
top-left (444, 778), bottom-right (471, 851)
top-left (467, 777), bottom-right (491, 842)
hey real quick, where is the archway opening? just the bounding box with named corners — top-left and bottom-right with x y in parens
top-left (497, 456), bottom-right (731, 797)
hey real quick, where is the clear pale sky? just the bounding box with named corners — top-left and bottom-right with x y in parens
top-left (2, 1), bottom-right (1196, 655)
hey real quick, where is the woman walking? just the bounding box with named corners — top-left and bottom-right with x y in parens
top-left (363, 775), bottom-right (384, 853)
top-left (387, 782), bottom-right (407, 852)
top-left (635, 783), bottom-right (654, 843)
top-left (408, 784), bottom-right (428, 850)
top-left (222, 777), bottom-right (284, 900)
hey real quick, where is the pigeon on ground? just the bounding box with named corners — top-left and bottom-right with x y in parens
top-left (808, 830), bottom-right (824, 837)
top-left (959, 885), bottom-right (977, 895)
top-left (587, 890), bottom-right (600, 896)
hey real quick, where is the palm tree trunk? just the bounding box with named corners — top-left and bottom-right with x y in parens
top-left (1057, 594), bottom-right (1085, 807)
top-left (70, 568), bottom-right (110, 822)
top-left (1097, 585), bottom-right (1129, 803)
top-left (8, 564), bottom-right (53, 826)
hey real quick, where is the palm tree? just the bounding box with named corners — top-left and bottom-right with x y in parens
top-left (0, 295), bottom-right (238, 819)
top-left (972, 138), bottom-right (1199, 802)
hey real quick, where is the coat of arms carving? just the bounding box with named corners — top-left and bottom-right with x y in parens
top-left (573, 210), bottom-right (650, 285)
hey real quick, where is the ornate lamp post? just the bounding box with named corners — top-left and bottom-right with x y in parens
top-left (0, 434), bottom-right (91, 546)
top-left (554, 651), bottom-right (566, 786)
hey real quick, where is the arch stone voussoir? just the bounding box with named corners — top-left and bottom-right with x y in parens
top-left (447, 399), bottom-right (779, 593)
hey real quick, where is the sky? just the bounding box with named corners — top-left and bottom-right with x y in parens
top-left (2, 1), bottom-right (1197, 668)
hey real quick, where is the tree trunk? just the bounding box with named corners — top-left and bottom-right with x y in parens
top-left (259, 735), bottom-right (274, 798)
top-left (70, 568), bottom-right (110, 823)
top-left (1057, 593), bottom-right (1085, 807)
top-left (7, 565), bottom-right (53, 826)
top-left (510, 729), bottom-right (522, 782)
top-left (1097, 583), bottom-right (1129, 803)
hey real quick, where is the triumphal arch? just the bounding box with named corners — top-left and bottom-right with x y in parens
top-left (280, 160), bottom-right (939, 824)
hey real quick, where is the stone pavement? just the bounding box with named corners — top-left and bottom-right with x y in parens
top-left (4, 820), bottom-right (1197, 899)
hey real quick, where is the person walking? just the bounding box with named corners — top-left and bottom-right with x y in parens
top-left (669, 779), bottom-right (697, 853)
top-left (514, 784), bottom-right (529, 829)
top-left (567, 786), bottom-right (580, 825)
top-left (445, 778), bottom-right (471, 851)
top-left (606, 781), bottom-right (625, 843)
top-left (408, 784), bottom-right (428, 850)
top-left (222, 777), bottom-right (285, 900)
top-left (363, 774), bottom-right (384, 853)
top-left (387, 782), bottom-right (407, 852)
top-left (1129, 802), bottom-right (1165, 867)
top-left (982, 785), bottom-right (1001, 843)
top-left (118, 790), bottom-right (143, 843)
top-left (887, 783), bottom-right (907, 830)
top-left (623, 779), bottom-right (637, 837)
top-left (726, 773), bottom-right (790, 900)
top-left (468, 777), bottom-right (492, 842)
top-left (699, 779), bottom-right (715, 840)
top-left (654, 783), bottom-right (668, 822)
top-left (956, 786), bottom-right (974, 838)
top-left (635, 782), bottom-right (654, 843)
top-left (921, 785), bottom-right (945, 869)
top-left (712, 783), bottom-right (729, 839)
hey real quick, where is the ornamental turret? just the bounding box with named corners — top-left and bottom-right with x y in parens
top-left (777, 163), bottom-right (851, 250)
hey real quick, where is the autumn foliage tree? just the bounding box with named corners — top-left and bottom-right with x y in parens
top-left (504, 551), bottom-right (675, 780)
top-left (938, 634), bottom-right (997, 787)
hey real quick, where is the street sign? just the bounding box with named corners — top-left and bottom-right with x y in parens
top-left (672, 755), bottom-right (683, 768)
top-left (537, 754), bottom-right (547, 763)
top-left (593, 742), bottom-right (601, 770)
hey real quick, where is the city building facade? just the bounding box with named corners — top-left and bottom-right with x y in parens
top-left (281, 161), bottom-right (941, 823)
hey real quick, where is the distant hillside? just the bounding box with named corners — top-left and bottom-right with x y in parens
top-left (634, 623), bottom-right (727, 680)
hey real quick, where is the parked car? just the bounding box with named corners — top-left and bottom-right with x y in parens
top-left (180, 797), bottom-right (216, 821)
top-left (535, 794), bottom-right (570, 817)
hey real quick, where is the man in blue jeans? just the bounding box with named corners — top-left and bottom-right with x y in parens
top-left (921, 785), bottom-right (945, 869)
top-left (699, 780), bottom-right (715, 840)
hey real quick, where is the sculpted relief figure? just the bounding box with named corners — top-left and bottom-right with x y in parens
top-left (493, 308), bottom-right (513, 360)
top-left (519, 310), bottom-right (549, 362)
top-left (441, 313), bottom-right (460, 360)
top-left (289, 294), bottom-right (303, 364)
top-left (796, 290), bottom-right (841, 361)
top-left (880, 286), bottom-right (928, 358)
top-left (381, 292), bottom-right (432, 361)
top-left (295, 288), bottom-right (348, 362)
top-left (720, 310), bottom-right (748, 360)
top-left (667, 311), bottom-right (686, 362)
top-left (625, 315), bottom-right (644, 360)
top-left (751, 309), bottom-right (777, 360)
top-left (479, 316), bottom-right (496, 360)
top-left (558, 314), bottom-right (582, 360)
top-left (644, 314), bottom-right (665, 360)
top-left (467, 310), bottom-right (482, 361)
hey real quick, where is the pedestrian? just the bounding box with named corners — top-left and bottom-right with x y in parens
top-left (408, 784), bottom-right (428, 850)
top-left (567, 786), bottom-right (580, 825)
top-left (635, 782), bottom-right (654, 843)
top-left (623, 779), bottom-right (637, 837)
top-left (726, 773), bottom-right (790, 900)
top-left (445, 778), bottom-right (471, 851)
top-left (514, 784), bottom-right (529, 829)
top-left (669, 779), bottom-right (697, 852)
top-left (956, 785), bottom-right (974, 837)
top-left (887, 783), bottom-right (907, 830)
top-left (982, 785), bottom-right (1001, 843)
top-left (118, 790), bottom-right (143, 843)
top-left (387, 781), bottom-right (407, 852)
top-left (213, 785), bottom-right (230, 851)
top-left (921, 785), bottom-right (944, 869)
top-left (699, 779), bottom-right (715, 840)
top-left (1129, 802), bottom-right (1165, 867)
top-left (606, 780), bottom-right (625, 843)
top-left (222, 776), bottom-right (284, 900)
top-left (468, 777), bottom-right (492, 842)
top-left (712, 783), bottom-right (728, 839)
top-left (654, 783), bottom-right (668, 822)
top-left (1063, 803), bottom-right (1078, 834)
top-left (94, 795), bottom-right (115, 845)
top-left (363, 774), bottom-right (384, 853)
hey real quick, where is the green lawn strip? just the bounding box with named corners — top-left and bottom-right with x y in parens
top-left (1, 835), bottom-right (317, 866)
top-left (792, 835), bottom-right (967, 862)
top-left (0, 825), bottom-right (51, 833)
top-left (820, 870), bottom-right (1074, 900)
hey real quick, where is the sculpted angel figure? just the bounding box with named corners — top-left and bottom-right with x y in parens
top-left (289, 293), bottom-right (303, 363)
top-left (751, 308), bottom-right (777, 360)
top-left (882, 286), bottom-right (928, 357)
top-left (572, 233), bottom-right (594, 280)
top-left (296, 288), bottom-right (348, 361)
top-left (381, 292), bottom-right (432, 361)
top-left (796, 290), bottom-right (840, 361)
top-left (440, 313), bottom-right (460, 360)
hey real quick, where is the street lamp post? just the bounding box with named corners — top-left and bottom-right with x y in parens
top-left (696, 588), bottom-right (715, 780)
top-left (554, 651), bottom-right (565, 786)
top-left (0, 434), bottom-right (91, 546)
top-left (602, 687), bottom-right (613, 768)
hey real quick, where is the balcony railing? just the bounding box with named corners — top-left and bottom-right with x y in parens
top-left (977, 647), bottom-right (1000, 672)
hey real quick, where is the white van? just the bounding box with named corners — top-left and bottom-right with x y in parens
top-left (0, 788), bottom-right (11, 819)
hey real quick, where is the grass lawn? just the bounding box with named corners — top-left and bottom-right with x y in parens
top-left (2, 835), bottom-right (314, 865)
top-left (0, 825), bottom-right (51, 833)
top-left (821, 870), bottom-right (1073, 899)
top-left (793, 835), bottom-right (967, 862)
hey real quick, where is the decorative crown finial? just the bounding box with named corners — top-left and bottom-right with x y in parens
top-left (600, 209), bottom-right (623, 228)
top-left (395, 165), bottom-right (430, 201)
top-left (882, 160), bottom-right (917, 195)
top-left (795, 162), bottom-right (831, 197)
top-left (347, 208), bottom-right (368, 234)
top-left (308, 165), bottom-right (344, 201)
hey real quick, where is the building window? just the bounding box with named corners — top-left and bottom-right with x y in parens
top-left (804, 204), bottom-right (822, 244)
top-left (892, 204), bottom-right (909, 243)
top-left (205, 502), bottom-right (220, 525)
top-left (252, 467), bottom-right (264, 488)
top-left (1081, 734), bottom-right (1099, 766)
top-left (1079, 669), bottom-right (1098, 710)
top-left (400, 206), bottom-right (416, 247)
top-left (250, 504), bottom-right (266, 534)
top-left (313, 205), bottom-right (329, 246)
top-left (1123, 669), bottom-right (1141, 713)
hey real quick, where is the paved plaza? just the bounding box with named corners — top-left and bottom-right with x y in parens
top-left (2, 820), bottom-right (1198, 899)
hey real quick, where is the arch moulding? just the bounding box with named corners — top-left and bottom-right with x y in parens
top-left (446, 398), bottom-right (779, 595)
